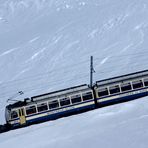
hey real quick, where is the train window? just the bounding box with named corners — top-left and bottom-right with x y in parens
top-left (71, 94), bottom-right (82, 104)
top-left (18, 109), bottom-right (21, 116)
top-left (98, 88), bottom-right (109, 97)
top-left (22, 109), bottom-right (25, 116)
top-left (109, 85), bottom-right (120, 95)
top-left (144, 78), bottom-right (148, 86)
top-left (26, 105), bottom-right (37, 115)
top-left (37, 103), bottom-right (48, 112)
top-left (11, 110), bottom-right (18, 119)
top-left (82, 92), bottom-right (93, 101)
top-left (60, 97), bottom-right (71, 107)
top-left (49, 100), bottom-right (59, 109)
top-left (132, 80), bottom-right (143, 89)
top-left (121, 83), bottom-right (132, 92)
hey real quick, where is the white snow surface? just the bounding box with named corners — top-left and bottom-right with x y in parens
top-left (1, 98), bottom-right (148, 148)
top-left (0, 0), bottom-right (148, 147)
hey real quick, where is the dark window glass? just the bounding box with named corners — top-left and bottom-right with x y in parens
top-left (21, 109), bottom-right (25, 116)
top-left (109, 85), bottom-right (120, 94)
top-left (18, 109), bottom-right (25, 116)
top-left (132, 80), bottom-right (143, 89)
top-left (60, 98), bottom-right (70, 107)
top-left (71, 95), bottom-right (81, 104)
top-left (11, 111), bottom-right (18, 119)
top-left (98, 88), bottom-right (109, 97)
top-left (144, 78), bottom-right (148, 86)
top-left (82, 92), bottom-right (93, 101)
top-left (121, 83), bottom-right (132, 92)
top-left (49, 100), bottom-right (59, 109)
top-left (37, 103), bottom-right (48, 112)
top-left (26, 106), bottom-right (37, 115)
top-left (19, 109), bottom-right (21, 116)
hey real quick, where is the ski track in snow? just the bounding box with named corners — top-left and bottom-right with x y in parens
top-left (120, 43), bottom-right (133, 53)
top-left (134, 23), bottom-right (146, 46)
top-left (0, 47), bottom-right (19, 57)
top-left (0, 17), bottom-right (7, 23)
top-left (52, 34), bottom-right (63, 44)
top-left (29, 36), bottom-right (40, 43)
top-left (88, 29), bottom-right (99, 39)
top-left (11, 68), bottom-right (30, 80)
top-left (103, 42), bottom-right (119, 51)
top-left (100, 56), bottom-right (110, 65)
top-left (64, 40), bottom-right (79, 51)
top-left (25, 47), bottom-right (46, 63)
top-left (98, 13), bottom-right (129, 36)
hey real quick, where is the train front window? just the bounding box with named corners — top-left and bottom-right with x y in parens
top-left (26, 106), bottom-right (37, 115)
top-left (121, 83), bottom-right (132, 92)
top-left (49, 100), bottom-right (59, 109)
top-left (11, 110), bottom-right (18, 119)
top-left (82, 92), bottom-right (93, 101)
top-left (71, 94), bottom-right (82, 104)
top-left (132, 80), bottom-right (143, 89)
top-left (109, 85), bottom-right (120, 94)
top-left (60, 97), bottom-right (71, 107)
top-left (98, 88), bottom-right (109, 97)
top-left (37, 103), bottom-right (48, 112)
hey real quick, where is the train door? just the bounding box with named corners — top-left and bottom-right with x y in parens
top-left (18, 108), bottom-right (26, 125)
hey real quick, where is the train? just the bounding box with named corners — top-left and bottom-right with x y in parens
top-left (1, 69), bottom-right (148, 133)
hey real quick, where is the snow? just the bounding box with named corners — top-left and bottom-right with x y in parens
top-left (29, 36), bottom-right (40, 43)
top-left (0, 0), bottom-right (148, 147)
top-left (1, 98), bottom-right (148, 148)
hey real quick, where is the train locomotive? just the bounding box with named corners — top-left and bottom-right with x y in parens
top-left (1, 69), bottom-right (148, 133)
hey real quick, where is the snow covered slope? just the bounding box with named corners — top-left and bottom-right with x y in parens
top-left (0, 0), bottom-right (148, 147)
top-left (0, 97), bottom-right (148, 148)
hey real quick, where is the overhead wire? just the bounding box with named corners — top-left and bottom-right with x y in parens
top-left (1, 49), bottom-right (148, 86)
top-left (1, 50), bottom-right (148, 99)
top-left (0, 73), bottom-right (89, 99)
top-left (0, 58), bottom-right (90, 87)
top-left (1, 50), bottom-right (148, 87)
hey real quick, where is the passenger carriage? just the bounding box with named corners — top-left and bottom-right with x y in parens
top-left (95, 70), bottom-right (148, 106)
top-left (6, 84), bottom-right (95, 127)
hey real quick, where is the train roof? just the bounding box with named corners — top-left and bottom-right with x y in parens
top-left (6, 100), bottom-right (28, 110)
top-left (6, 84), bottom-right (90, 110)
top-left (31, 84), bottom-right (89, 102)
top-left (96, 69), bottom-right (148, 87)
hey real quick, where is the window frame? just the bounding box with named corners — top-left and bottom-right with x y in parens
top-left (48, 100), bottom-right (59, 110)
top-left (25, 105), bottom-right (37, 115)
top-left (132, 80), bottom-right (143, 89)
top-left (97, 87), bottom-right (109, 97)
top-left (121, 82), bottom-right (132, 92)
top-left (71, 94), bottom-right (82, 104)
top-left (144, 78), bottom-right (148, 87)
top-left (82, 91), bottom-right (93, 101)
top-left (37, 102), bottom-right (48, 112)
top-left (109, 85), bottom-right (120, 95)
top-left (60, 97), bottom-right (71, 107)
